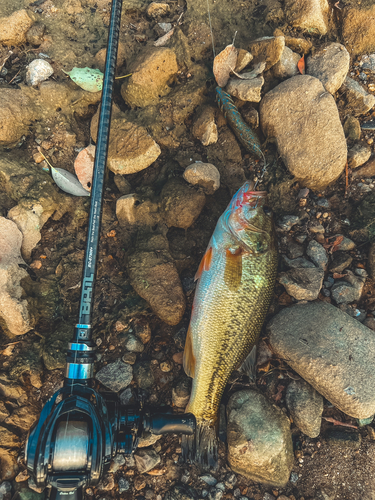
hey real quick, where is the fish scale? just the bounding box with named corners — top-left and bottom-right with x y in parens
top-left (182, 182), bottom-right (277, 467)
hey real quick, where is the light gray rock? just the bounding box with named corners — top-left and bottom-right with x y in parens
top-left (227, 390), bottom-right (294, 487)
top-left (122, 333), bottom-right (144, 353)
top-left (267, 302), bottom-right (375, 418)
top-left (341, 77), bottom-right (375, 116)
top-left (134, 449), bottom-right (160, 473)
top-left (183, 163), bottom-right (220, 193)
top-left (26, 59), bottom-right (53, 86)
top-left (331, 270), bottom-right (365, 305)
top-left (273, 46), bottom-right (300, 79)
top-left (118, 477), bottom-right (130, 493)
top-left (278, 267), bottom-right (324, 300)
top-left (347, 143), bottom-right (372, 169)
top-left (226, 76), bottom-right (264, 102)
top-left (260, 75), bottom-right (347, 190)
top-left (282, 255), bottom-right (315, 269)
top-left (277, 215), bottom-right (300, 231)
top-left (119, 387), bottom-right (133, 405)
top-left (286, 380), bottom-right (323, 438)
top-left (361, 54), bottom-right (375, 73)
top-left (306, 43), bottom-right (350, 94)
top-left (137, 431), bottom-right (162, 448)
top-left (306, 240), bottom-right (328, 270)
top-left (95, 360), bottom-right (133, 392)
top-left (284, 0), bottom-right (329, 35)
top-left (192, 106), bottom-right (218, 146)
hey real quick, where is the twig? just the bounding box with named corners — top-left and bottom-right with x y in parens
top-left (8, 69), bottom-right (21, 84)
top-left (345, 161), bottom-right (349, 195)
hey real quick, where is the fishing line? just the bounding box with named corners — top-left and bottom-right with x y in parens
top-left (206, 0), bottom-right (216, 58)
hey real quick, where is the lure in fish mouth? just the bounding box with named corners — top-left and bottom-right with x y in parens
top-left (182, 181), bottom-right (278, 468)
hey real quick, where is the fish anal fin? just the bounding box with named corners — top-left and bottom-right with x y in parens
top-left (239, 344), bottom-right (257, 383)
top-left (224, 247), bottom-right (243, 291)
top-left (183, 325), bottom-right (196, 378)
top-left (194, 247), bottom-right (213, 281)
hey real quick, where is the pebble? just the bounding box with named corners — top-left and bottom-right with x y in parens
top-left (192, 106), bottom-right (218, 146)
top-left (347, 143), bottom-right (372, 169)
top-left (134, 448), bottom-right (160, 473)
top-left (355, 268), bottom-right (368, 278)
top-left (267, 301), bottom-right (375, 419)
top-left (277, 215), bottom-right (300, 231)
top-left (200, 476), bottom-right (217, 487)
top-left (122, 352), bottom-right (137, 364)
top-left (122, 333), bottom-right (144, 353)
top-left (285, 237), bottom-right (304, 259)
top-left (263, 494), bottom-right (275, 500)
top-left (172, 376), bottom-right (191, 407)
top-left (343, 115), bottom-right (361, 141)
top-left (335, 236), bottom-right (355, 251)
top-left (286, 380), bottom-right (323, 438)
top-left (306, 240), bottom-right (328, 270)
top-left (306, 43), bottom-right (349, 95)
top-left (133, 318), bottom-right (152, 344)
top-left (133, 361), bottom-right (155, 390)
top-left (289, 472), bottom-right (299, 484)
top-left (0, 9), bottom-right (34, 46)
top-left (118, 477), bottom-right (130, 493)
top-left (227, 390), bottom-right (294, 487)
top-left (331, 270), bottom-right (365, 305)
top-left (278, 267), bottom-right (324, 301)
top-left (329, 251), bottom-right (353, 273)
top-left (282, 256), bottom-right (315, 269)
top-left (95, 360), bottom-right (133, 392)
top-left (158, 22), bottom-right (172, 33)
top-left (183, 163), bottom-right (220, 193)
top-left (138, 430), bottom-right (162, 448)
top-left (248, 36), bottom-right (285, 71)
top-left (363, 317), bottom-right (375, 331)
top-left (341, 77), bottom-right (375, 116)
top-left (260, 75), bottom-right (346, 190)
top-left (272, 46), bottom-right (300, 79)
top-left (26, 59), bottom-right (53, 86)
top-left (160, 361), bottom-right (172, 372)
top-left (326, 429), bottom-right (361, 449)
top-left (226, 76), bottom-right (264, 102)
top-left (109, 454), bottom-right (125, 473)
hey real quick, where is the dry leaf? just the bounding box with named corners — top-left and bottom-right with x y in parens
top-left (154, 28), bottom-right (174, 47)
top-left (213, 44), bottom-right (238, 87)
top-left (74, 144), bottom-right (95, 192)
top-left (232, 61), bottom-right (266, 80)
top-left (51, 167), bottom-right (90, 197)
top-left (323, 417), bottom-right (358, 429)
top-left (297, 55), bottom-right (305, 75)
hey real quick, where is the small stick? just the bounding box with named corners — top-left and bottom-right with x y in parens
top-left (8, 69), bottom-right (21, 84)
top-left (345, 161), bottom-right (349, 195)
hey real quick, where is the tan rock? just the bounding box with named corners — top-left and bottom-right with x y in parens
top-left (352, 158), bottom-right (375, 180)
top-left (284, 0), bottom-right (329, 35)
top-left (348, 143), bottom-right (372, 169)
top-left (0, 448), bottom-right (18, 481)
top-left (146, 2), bottom-right (170, 17)
top-left (183, 162), bottom-right (220, 193)
top-left (192, 105), bottom-right (218, 146)
top-left (284, 36), bottom-right (312, 55)
top-left (91, 107), bottom-right (161, 175)
top-left (0, 427), bottom-right (21, 448)
top-left (94, 42), bottom-right (126, 73)
top-left (343, 115), bottom-right (361, 141)
top-left (307, 43), bottom-right (350, 94)
top-left (121, 47), bottom-right (178, 107)
top-left (226, 76), bottom-right (264, 102)
top-left (342, 3), bottom-right (375, 56)
top-left (5, 406), bottom-right (39, 432)
top-left (341, 77), bottom-right (375, 116)
top-left (0, 89), bottom-right (34, 148)
top-left (248, 36), bottom-right (285, 71)
top-left (234, 49), bottom-right (253, 72)
top-left (260, 75), bottom-right (347, 190)
top-left (0, 9), bottom-right (34, 46)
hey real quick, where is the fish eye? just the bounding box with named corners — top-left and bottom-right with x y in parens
top-left (263, 205), bottom-right (272, 216)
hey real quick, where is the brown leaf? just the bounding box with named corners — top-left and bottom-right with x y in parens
top-left (213, 44), bottom-right (238, 87)
top-left (333, 272), bottom-right (347, 279)
top-left (74, 144), bottom-right (95, 192)
top-left (297, 55), bottom-right (305, 75)
top-left (323, 417), bottom-right (358, 429)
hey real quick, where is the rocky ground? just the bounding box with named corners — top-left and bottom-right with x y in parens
top-left (2, 0), bottom-right (375, 499)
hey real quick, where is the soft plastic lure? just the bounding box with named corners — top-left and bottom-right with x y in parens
top-left (216, 87), bottom-right (264, 161)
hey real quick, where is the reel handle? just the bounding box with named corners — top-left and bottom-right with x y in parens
top-left (144, 412), bottom-right (196, 435)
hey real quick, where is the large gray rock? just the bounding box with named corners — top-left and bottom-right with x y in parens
top-left (227, 390), bottom-right (294, 487)
top-left (284, 0), bottom-right (329, 35)
top-left (260, 75), bottom-right (347, 190)
top-left (278, 267), bottom-right (324, 301)
top-left (307, 43), bottom-right (350, 94)
top-left (341, 77), bottom-right (375, 116)
top-left (330, 270), bottom-right (365, 305)
top-left (286, 380), bottom-right (323, 438)
top-left (267, 302), bottom-right (375, 418)
top-left (95, 360), bottom-right (133, 392)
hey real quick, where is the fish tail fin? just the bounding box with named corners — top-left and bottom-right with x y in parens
top-left (181, 420), bottom-right (218, 470)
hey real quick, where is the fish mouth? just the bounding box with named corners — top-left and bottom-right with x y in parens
top-left (242, 181), bottom-right (267, 198)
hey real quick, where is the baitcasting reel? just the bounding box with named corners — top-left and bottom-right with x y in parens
top-left (25, 1), bottom-right (195, 498)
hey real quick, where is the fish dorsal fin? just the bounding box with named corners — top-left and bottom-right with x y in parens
top-left (183, 325), bottom-right (196, 378)
top-left (194, 246), bottom-right (213, 281)
top-left (224, 247), bottom-right (243, 291)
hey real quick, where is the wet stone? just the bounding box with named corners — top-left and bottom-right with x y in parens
top-left (306, 43), bottom-right (349, 95)
top-left (325, 429), bottom-right (361, 449)
top-left (347, 143), bottom-right (372, 169)
top-left (278, 267), bottom-right (324, 301)
top-left (329, 251), bottom-right (353, 273)
top-left (133, 361), bottom-right (155, 390)
top-left (306, 240), bottom-right (328, 270)
top-left (343, 115), bottom-right (361, 141)
top-left (95, 360), bottom-right (133, 392)
top-left (267, 301), bottom-right (375, 419)
top-left (133, 319), bottom-right (152, 344)
top-left (134, 449), bottom-right (161, 473)
top-left (286, 380), bottom-right (323, 438)
top-left (331, 271), bottom-right (365, 305)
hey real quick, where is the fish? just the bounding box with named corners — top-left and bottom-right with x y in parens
top-left (215, 87), bottom-right (264, 161)
top-left (182, 181), bottom-right (278, 468)
top-left (361, 119), bottom-right (375, 130)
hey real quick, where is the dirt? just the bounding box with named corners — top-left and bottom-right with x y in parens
top-left (1, 1), bottom-right (375, 500)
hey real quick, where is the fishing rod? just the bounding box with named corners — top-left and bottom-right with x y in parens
top-left (25, 1), bottom-right (195, 498)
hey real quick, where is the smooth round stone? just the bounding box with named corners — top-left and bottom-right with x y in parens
top-left (26, 59), bottom-right (53, 86)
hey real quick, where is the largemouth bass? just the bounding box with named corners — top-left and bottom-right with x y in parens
top-left (182, 181), bottom-right (278, 467)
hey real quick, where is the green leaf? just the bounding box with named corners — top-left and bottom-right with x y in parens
top-left (63, 67), bottom-right (103, 92)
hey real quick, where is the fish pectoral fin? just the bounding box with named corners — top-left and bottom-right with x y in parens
top-left (224, 248), bottom-right (243, 291)
top-left (194, 246), bottom-right (213, 281)
top-left (239, 344), bottom-right (257, 383)
top-left (183, 325), bottom-right (196, 378)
